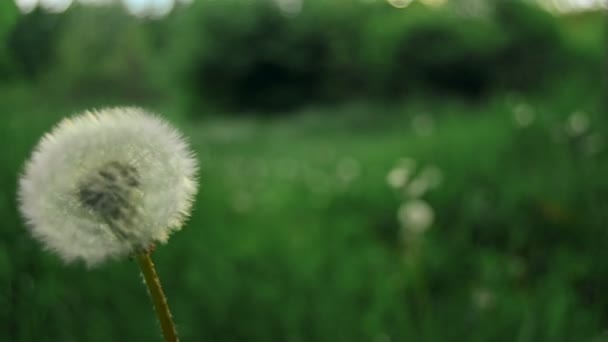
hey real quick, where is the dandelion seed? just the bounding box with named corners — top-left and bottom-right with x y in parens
top-left (18, 107), bottom-right (198, 267)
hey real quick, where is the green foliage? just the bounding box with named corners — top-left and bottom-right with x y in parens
top-left (2, 0), bottom-right (602, 113)
top-left (165, 0), bottom-right (595, 114)
top-left (7, 9), bottom-right (66, 79)
top-left (0, 0), bottom-right (18, 78)
top-left (359, 6), bottom-right (503, 98)
top-left (491, 0), bottom-right (566, 89)
top-left (49, 6), bottom-right (159, 103)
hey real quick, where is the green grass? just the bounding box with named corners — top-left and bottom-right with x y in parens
top-left (1, 92), bottom-right (606, 341)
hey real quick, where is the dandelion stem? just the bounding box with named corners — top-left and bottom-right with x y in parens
top-left (136, 252), bottom-right (179, 342)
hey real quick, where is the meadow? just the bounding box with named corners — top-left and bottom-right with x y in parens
top-left (1, 88), bottom-right (606, 341)
top-left (0, 1), bottom-right (606, 341)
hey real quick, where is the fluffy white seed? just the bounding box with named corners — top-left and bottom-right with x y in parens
top-left (18, 107), bottom-right (199, 267)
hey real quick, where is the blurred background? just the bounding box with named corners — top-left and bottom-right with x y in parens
top-left (0, 0), bottom-right (606, 340)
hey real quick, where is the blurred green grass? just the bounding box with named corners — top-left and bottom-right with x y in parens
top-left (1, 89), bottom-right (606, 341)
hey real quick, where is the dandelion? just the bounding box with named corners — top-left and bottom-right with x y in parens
top-left (386, 158), bottom-right (416, 190)
top-left (405, 176), bottom-right (429, 198)
top-left (566, 110), bottom-right (590, 137)
top-left (411, 113), bottom-right (434, 136)
top-left (397, 199), bottom-right (434, 234)
top-left (420, 165), bottom-right (443, 189)
top-left (471, 287), bottom-right (495, 311)
top-left (18, 107), bottom-right (198, 342)
top-left (386, 167), bottom-right (409, 189)
top-left (512, 103), bottom-right (535, 128)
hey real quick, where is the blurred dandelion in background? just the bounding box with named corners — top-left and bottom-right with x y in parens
top-left (386, 158), bottom-right (416, 189)
top-left (512, 103), bottom-right (536, 128)
top-left (276, 0), bottom-right (303, 17)
top-left (412, 113), bottom-right (435, 136)
top-left (387, 166), bottom-right (410, 189)
top-left (397, 199), bottom-right (434, 234)
top-left (387, 158), bottom-right (442, 241)
top-left (566, 110), bottom-right (590, 137)
top-left (405, 175), bottom-right (429, 198)
top-left (420, 165), bottom-right (443, 189)
top-left (471, 287), bottom-right (495, 311)
top-left (387, 0), bottom-right (413, 9)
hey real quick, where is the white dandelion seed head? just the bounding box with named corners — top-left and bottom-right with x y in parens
top-left (405, 176), bottom-right (429, 198)
top-left (386, 158), bottom-right (416, 190)
top-left (397, 199), bottom-right (434, 234)
top-left (18, 107), bottom-right (199, 267)
top-left (386, 167), bottom-right (410, 190)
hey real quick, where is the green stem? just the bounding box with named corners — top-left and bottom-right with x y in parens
top-left (136, 252), bottom-right (179, 342)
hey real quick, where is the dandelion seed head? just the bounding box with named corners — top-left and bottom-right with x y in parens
top-left (412, 113), bottom-right (434, 136)
top-left (18, 107), bottom-right (198, 267)
top-left (471, 287), bottom-right (495, 311)
top-left (397, 199), bottom-right (434, 234)
top-left (512, 103), bottom-right (535, 128)
top-left (386, 167), bottom-right (410, 189)
top-left (566, 110), bottom-right (590, 137)
top-left (386, 158), bottom-right (416, 190)
top-left (405, 176), bottom-right (429, 198)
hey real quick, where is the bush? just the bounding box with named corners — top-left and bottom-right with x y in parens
top-left (4, 0), bottom-right (599, 114)
top-left (169, 0), bottom-right (583, 114)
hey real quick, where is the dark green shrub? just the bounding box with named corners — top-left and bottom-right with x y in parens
top-left (491, 0), bottom-right (567, 90)
top-left (171, 0), bottom-right (581, 114)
